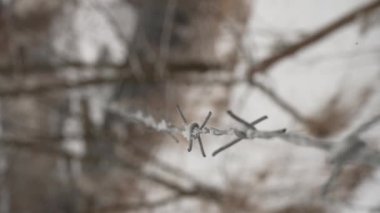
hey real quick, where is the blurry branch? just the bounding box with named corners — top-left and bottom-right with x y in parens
top-left (0, 71), bottom-right (128, 98)
top-left (0, 136), bottom-right (74, 160)
top-left (0, 60), bottom-right (224, 76)
top-left (247, 0), bottom-right (380, 80)
top-left (0, 72), bottom-right (238, 99)
top-left (0, 63), bottom-right (240, 98)
top-left (296, 46), bottom-right (380, 65)
top-left (157, 0), bottom-right (177, 76)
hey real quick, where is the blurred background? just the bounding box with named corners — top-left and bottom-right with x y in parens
top-left (1, 0), bottom-right (380, 212)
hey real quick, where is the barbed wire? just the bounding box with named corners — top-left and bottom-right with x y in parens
top-left (107, 103), bottom-right (380, 196)
top-left (107, 103), bottom-right (338, 158)
top-left (108, 103), bottom-right (291, 157)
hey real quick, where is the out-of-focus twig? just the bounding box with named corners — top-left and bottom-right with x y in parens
top-left (0, 60), bottom-right (225, 76)
top-left (156, 0), bottom-right (177, 77)
top-left (0, 67), bottom-right (239, 98)
top-left (330, 114), bottom-right (380, 165)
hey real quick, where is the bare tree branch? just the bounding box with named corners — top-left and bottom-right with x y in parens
top-left (0, 67), bottom-right (239, 98)
top-left (0, 60), bottom-right (225, 76)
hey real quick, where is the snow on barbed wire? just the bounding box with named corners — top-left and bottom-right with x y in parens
top-left (108, 103), bottom-right (290, 157)
top-left (108, 103), bottom-right (182, 133)
top-left (107, 103), bottom-right (380, 165)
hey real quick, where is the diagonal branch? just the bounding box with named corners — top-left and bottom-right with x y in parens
top-left (247, 0), bottom-right (380, 80)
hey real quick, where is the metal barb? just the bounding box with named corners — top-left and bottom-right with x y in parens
top-left (200, 111), bottom-right (212, 129)
top-left (187, 137), bottom-right (193, 152)
top-left (212, 138), bottom-right (243, 157)
top-left (167, 132), bottom-right (179, 143)
top-left (250, 115), bottom-right (268, 126)
top-left (269, 128), bottom-right (287, 134)
top-left (186, 119), bottom-right (209, 156)
top-left (213, 114), bottom-right (286, 156)
top-left (198, 137), bottom-right (206, 157)
top-left (227, 110), bottom-right (256, 130)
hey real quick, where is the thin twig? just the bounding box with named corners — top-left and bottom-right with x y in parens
top-left (200, 112), bottom-right (212, 129)
top-left (227, 110), bottom-right (256, 130)
top-left (251, 80), bottom-right (309, 125)
top-left (212, 138), bottom-right (243, 157)
top-left (0, 69), bottom-right (240, 98)
top-left (227, 19), bottom-right (309, 127)
top-left (0, 60), bottom-right (226, 76)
